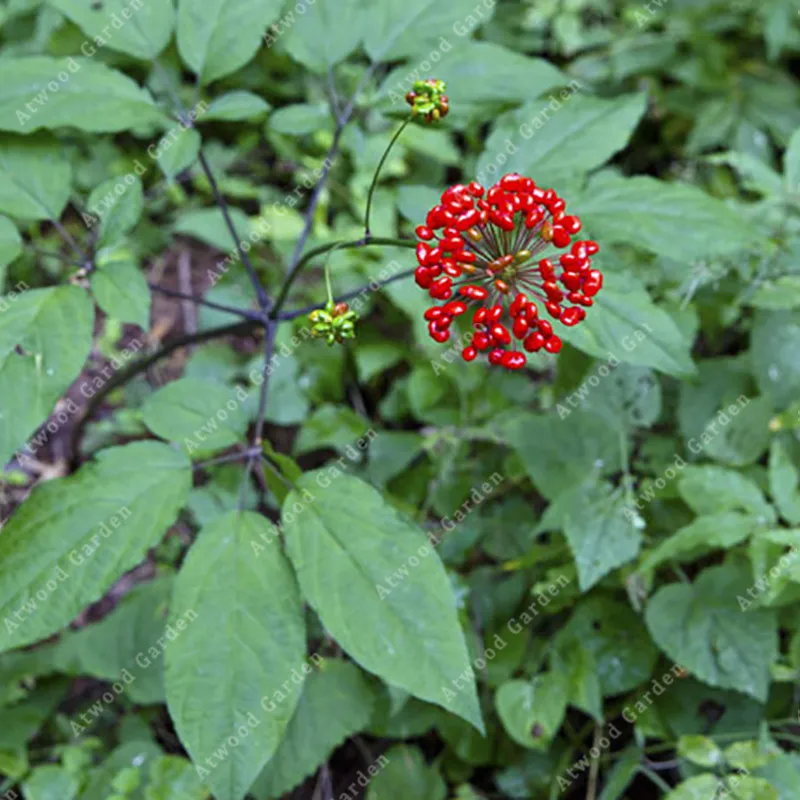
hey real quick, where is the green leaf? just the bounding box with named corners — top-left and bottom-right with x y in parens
top-left (784, 126), bottom-right (800, 192)
top-left (282, 472), bottom-right (483, 731)
top-left (0, 285), bottom-right (93, 467)
top-left (365, 745), bottom-right (444, 800)
top-left (54, 577), bottom-right (173, 705)
top-left (166, 511), bottom-right (307, 800)
top-left (22, 765), bottom-right (79, 800)
top-left (495, 674), bottom-right (567, 749)
top-left (81, 742), bottom-right (162, 800)
top-left (381, 43), bottom-right (566, 114)
top-left (142, 377), bottom-right (248, 454)
top-left (751, 310), bottom-right (800, 409)
top-left (155, 126), bottom-right (200, 179)
top-left (203, 91), bottom-right (270, 122)
top-left (283, 0), bottom-right (364, 73)
top-left (251, 661), bottom-right (377, 799)
top-left (268, 103), bottom-right (330, 136)
top-left (555, 595), bottom-right (659, 695)
top-left (497, 409), bottom-right (623, 500)
top-left (677, 466), bottom-right (775, 524)
top-left (558, 273), bottom-right (696, 379)
top-left (364, 0), bottom-right (496, 63)
top-left (177, 0), bottom-right (284, 85)
top-left (0, 134), bottom-right (71, 221)
top-left (576, 174), bottom-right (758, 261)
top-left (645, 564), bottom-right (779, 701)
top-left (677, 735), bottom-right (724, 768)
top-left (769, 440), bottom-right (800, 524)
top-left (47, 0), bottom-right (175, 59)
top-left (90, 244), bottom-right (151, 329)
top-left (665, 774), bottom-right (778, 800)
top-left (0, 57), bottom-right (166, 133)
top-left (173, 207), bottom-right (251, 251)
top-left (540, 480), bottom-right (642, 592)
top-left (639, 513), bottom-right (760, 573)
top-left (749, 275), bottom-right (800, 310)
top-left (477, 93), bottom-right (647, 186)
top-left (0, 442), bottom-right (191, 653)
top-left (145, 755), bottom-right (209, 800)
top-left (294, 404), bottom-right (370, 455)
top-left (0, 215), bottom-right (22, 274)
top-left (86, 175), bottom-right (144, 247)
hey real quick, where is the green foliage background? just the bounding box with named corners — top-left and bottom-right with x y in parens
top-left (0, 0), bottom-right (799, 798)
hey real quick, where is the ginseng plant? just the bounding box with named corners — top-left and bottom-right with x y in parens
top-left (0, 74), bottom-right (602, 800)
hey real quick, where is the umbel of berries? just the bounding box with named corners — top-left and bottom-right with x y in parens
top-left (309, 300), bottom-right (358, 346)
top-left (415, 173), bottom-right (602, 370)
top-left (405, 79), bottom-right (449, 123)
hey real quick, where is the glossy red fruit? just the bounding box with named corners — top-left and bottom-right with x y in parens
top-left (462, 346), bottom-right (478, 361)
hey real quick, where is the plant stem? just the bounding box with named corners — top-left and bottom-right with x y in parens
top-left (271, 237), bottom-right (416, 315)
top-left (278, 268), bottom-right (414, 322)
top-left (148, 282), bottom-right (263, 320)
top-left (636, 765), bottom-right (673, 794)
top-left (51, 217), bottom-right (88, 263)
top-left (364, 117), bottom-right (411, 237)
top-left (196, 148), bottom-right (272, 313)
top-left (69, 318), bottom-right (259, 465)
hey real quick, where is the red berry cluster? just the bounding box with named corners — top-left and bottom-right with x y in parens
top-left (415, 173), bottom-right (602, 370)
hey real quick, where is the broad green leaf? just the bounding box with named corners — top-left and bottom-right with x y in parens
top-left (80, 742), bottom-right (162, 800)
top-left (785, 126), bottom-right (800, 193)
top-left (22, 765), bottom-right (79, 800)
top-left (145, 755), bottom-right (209, 800)
top-left (751, 310), bottom-right (800, 409)
top-left (282, 472), bottom-right (484, 731)
top-left (53, 577), bottom-right (173, 705)
top-left (555, 596), bottom-right (658, 695)
top-left (381, 43), bottom-right (566, 115)
top-left (294, 404), bottom-right (370, 455)
top-left (203, 91), bottom-right (270, 122)
top-left (639, 513), bottom-right (760, 573)
top-left (0, 57), bottom-right (166, 133)
top-left (142, 377), bottom-right (249, 454)
top-left (90, 244), bottom-right (150, 329)
top-left (166, 511), bottom-right (307, 800)
top-left (0, 285), bottom-right (93, 467)
top-left (173, 207), bottom-right (251, 251)
top-left (177, 0), bottom-right (284, 85)
top-left (364, 0), bottom-right (496, 62)
top-left (86, 175), bottom-right (144, 247)
top-left (696, 395), bottom-right (773, 467)
top-left (477, 93), bottom-right (647, 186)
top-left (540, 480), bottom-right (642, 591)
top-left (0, 442), bottom-right (191, 653)
top-left (558, 273), bottom-right (696, 379)
top-left (645, 564), bottom-right (779, 701)
top-left (251, 661), bottom-right (377, 799)
top-left (283, 0), bottom-right (364, 73)
top-left (576, 174), bottom-right (758, 261)
top-left (497, 410), bottom-right (623, 501)
top-left (365, 745), bottom-right (444, 800)
top-left (47, 0), bottom-right (175, 59)
top-left (663, 775), bottom-right (724, 800)
top-left (0, 682), bottom-right (65, 749)
top-left (0, 215), bottom-right (22, 274)
top-left (677, 735), bottom-right (724, 767)
top-left (268, 103), bottom-right (330, 136)
top-left (677, 466), bottom-right (775, 524)
top-left (749, 276), bottom-right (800, 309)
top-left (665, 774), bottom-right (777, 800)
top-left (155, 126), bottom-right (200, 179)
top-left (0, 134), bottom-right (71, 220)
top-left (495, 675), bottom-right (567, 749)
top-left (769, 440), bottom-right (800, 524)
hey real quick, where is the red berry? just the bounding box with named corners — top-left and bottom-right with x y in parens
top-left (523, 332), bottom-right (545, 352)
top-left (491, 324), bottom-right (511, 345)
top-left (488, 348), bottom-right (505, 365)
top-left (415, 267), bottom-right (432, 288)
top-left (561, 307), bottom-right (582, 326)
top-left (502, 351), bottom-right (527, 370)
top-left (512, 317), bottom-right (529, 339)
top-left (552, 227), bottom-right (571, 248)
top-left (462, 346), bottom-right (478, 362)
top-left (544, 336), bottom-right (562, 353)
top-left (509, 293), bottom-right (528, 317)
top-left (415, 225), bottom-right (434, 240)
